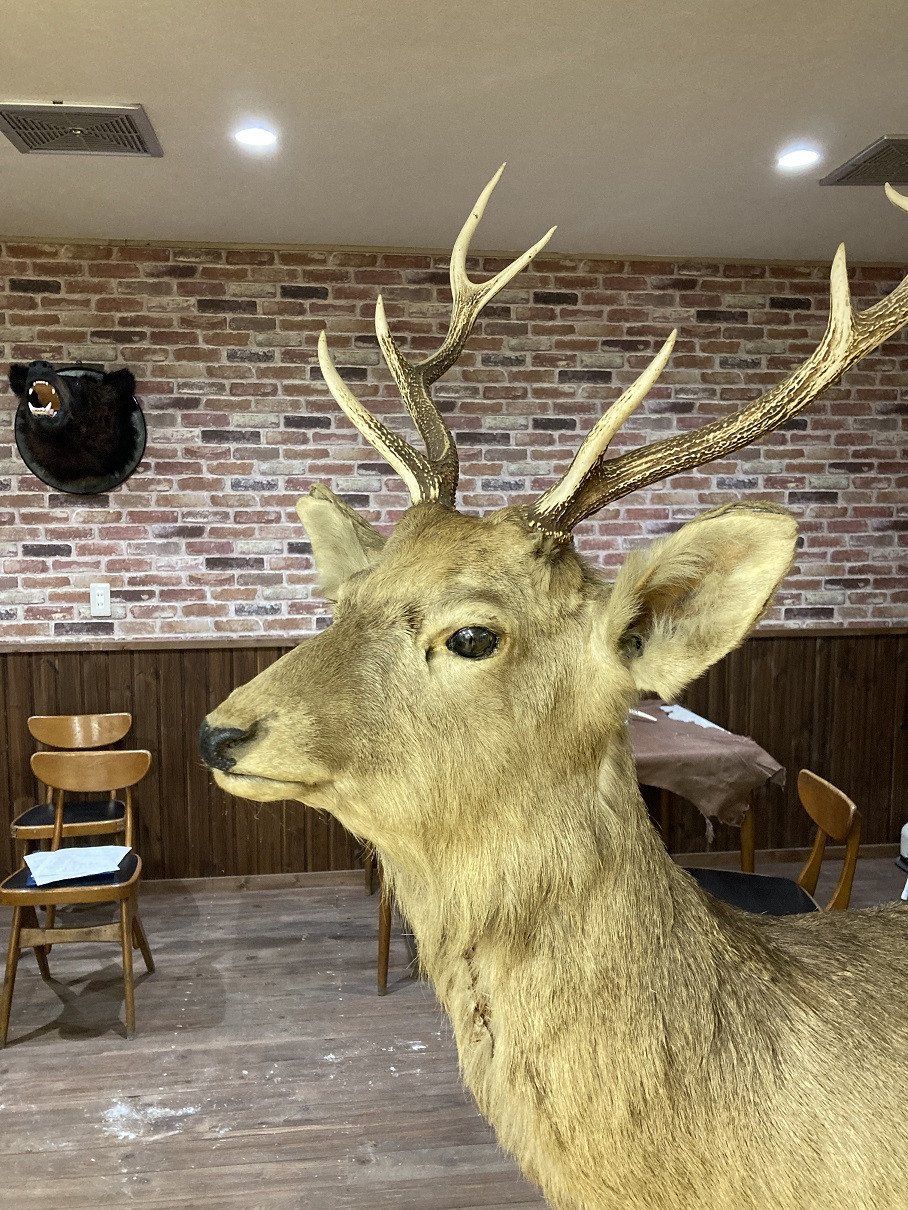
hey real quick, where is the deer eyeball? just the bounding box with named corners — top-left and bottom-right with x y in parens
top-left (445, 626), bottom-right (499, 660)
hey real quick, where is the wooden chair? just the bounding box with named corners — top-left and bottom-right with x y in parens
top-left (12, 714), bottom-right (133, 864)
top-left (0, 749), bottom-right (154, 1047)
top-left (685, 769), bottom-right (862, 916)
top-left (795, 769), bottom-right (862, 911)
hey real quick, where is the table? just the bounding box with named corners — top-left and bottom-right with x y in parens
top-left (628, 701), bottom-right (786, 871)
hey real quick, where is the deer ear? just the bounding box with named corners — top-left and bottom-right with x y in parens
top-left (295, 484), bottom-right (385, 600)
top-left (600, 503), bottom-right (797, 700)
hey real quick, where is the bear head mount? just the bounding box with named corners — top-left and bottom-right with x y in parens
top-left (9, 360), bottom-right (146, 494)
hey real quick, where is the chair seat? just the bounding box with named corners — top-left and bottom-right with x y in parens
top-left (1, 853), bottom-right (140, 903)
top-left (686, 866), bottom-right (819, 916)
top-left (12, 799), bottom-right (125, 834)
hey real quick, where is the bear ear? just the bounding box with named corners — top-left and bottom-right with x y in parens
top-left (8, 364), bottom-right (28, 397)
top-left (104, 367), bottom-right (136, 398)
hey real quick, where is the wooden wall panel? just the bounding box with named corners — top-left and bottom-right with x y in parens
top-left (0, 644), bottom-right (360, 882)
top-left (0, 633), bottom-right (904, 880)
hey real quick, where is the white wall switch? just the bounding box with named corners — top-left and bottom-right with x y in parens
top-left (89, 582), bottom-right (111, 617)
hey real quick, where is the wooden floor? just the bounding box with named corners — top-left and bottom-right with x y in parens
top-left (0, 879), bottom-right (545, 1209)
top-left (1, 857), bottom-right (905, 1209)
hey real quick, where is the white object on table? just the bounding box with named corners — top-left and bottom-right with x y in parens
top-left (24, 845), bottom-right (131, 886)
top-left (659, 703), bottom-right (729, 732)
top-left (628, 709), bottom-right (658, 722)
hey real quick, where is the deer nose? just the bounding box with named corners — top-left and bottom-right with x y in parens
top-left (199, 720), bottom-right (254, 771)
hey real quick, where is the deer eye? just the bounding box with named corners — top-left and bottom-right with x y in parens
top-left (445, 626), bottom-right (499, 660)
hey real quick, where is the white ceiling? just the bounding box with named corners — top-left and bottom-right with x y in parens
top-left (2, 0), bottom-right (907, 262)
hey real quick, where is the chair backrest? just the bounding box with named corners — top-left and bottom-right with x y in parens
top-left (30, 749), bottom-right (151, 850)
top-left (28, 712), bottom-right (132, 749)
top-left (30, 748), bottom-right (151, 794)
top-left (796, 769), bottom-right (862, 910)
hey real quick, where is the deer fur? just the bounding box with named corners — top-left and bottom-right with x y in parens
top-left (205, 492), bottom-right (908, 1210)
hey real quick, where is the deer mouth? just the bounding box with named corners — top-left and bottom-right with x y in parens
top-left (26, 380), bottom-right (63, 416)
top-left (212, 767), bottom-right (319, 802)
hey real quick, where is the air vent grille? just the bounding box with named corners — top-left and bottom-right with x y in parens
top-left (820, 136), bottom-right (908, 186)
top-left (0, 103), bottom-right (162, 156)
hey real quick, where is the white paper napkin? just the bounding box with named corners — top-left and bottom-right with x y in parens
top-left (24, 846), bottom-right (131, 886)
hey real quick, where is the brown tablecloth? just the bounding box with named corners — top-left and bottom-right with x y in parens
top-left (628, 701), bottom-right (784, 828)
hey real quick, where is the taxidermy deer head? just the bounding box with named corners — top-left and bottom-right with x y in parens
top-left (201, 173), bottom-right (908, 1210)
top-left (202, 170), bottom-right (908, 836)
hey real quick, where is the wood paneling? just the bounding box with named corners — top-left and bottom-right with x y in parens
top-left (0, 645), bottom-right (359, 881)
top-left (1, 633), bottom-right (904, 880)
top-left (675, 631), bottom-right (908, 855)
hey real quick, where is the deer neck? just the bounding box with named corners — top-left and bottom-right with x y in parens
top-left (382, 723), bottom-right (728, 1002)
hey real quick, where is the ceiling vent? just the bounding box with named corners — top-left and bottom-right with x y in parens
top-left (0, 103), bottom-right (162, 156)
top-left (820, 136), bottom-right (908, 186)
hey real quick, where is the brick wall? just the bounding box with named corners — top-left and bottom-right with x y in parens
top-left (1, 241), bottom-right (905, 642)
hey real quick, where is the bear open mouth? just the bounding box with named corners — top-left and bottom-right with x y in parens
top-left (27, 380), bottom-right (61, 416)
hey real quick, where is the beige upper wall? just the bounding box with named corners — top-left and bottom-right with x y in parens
top-left (1, 0), bottom-right (907, 262)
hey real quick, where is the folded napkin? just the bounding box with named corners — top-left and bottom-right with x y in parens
top-left (24, 845), bottom-right (131, 887)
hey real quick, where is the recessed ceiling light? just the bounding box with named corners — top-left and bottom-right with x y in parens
top-left (234, 126), bottom-right (277, 148)
top-left (777, 147), bottom-right (821, 171)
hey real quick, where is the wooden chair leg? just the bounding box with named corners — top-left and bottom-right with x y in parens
top-left (377, 875), bottom-right (391, 996)
top-left (22, 906), bottom-right (51, 980)
top-left (1, 908), bottom-right (24, 1048)
top-left (120, 899), bottom-right (136, 1039)
top-left (132, 912), bottom-right (155, 974)
top-left (364, 847), bottom-right (375, 895)
top-left (42, 904), bottom-right (56, 954)
top-left (740, 803), bottom-right (755, 874)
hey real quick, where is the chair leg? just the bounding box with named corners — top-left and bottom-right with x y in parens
top-left (120, 899), bottom-right (136, 1040)
top-left (377, 876), bottom-right (391, 996)
top-left (364, 847), bottom-right (375, 895)
top-left (132, 913), bottom-right (155, 974)
top-left (740, 803), bottom-right (755, 874)
top-left (22, 907), bottom-right (51, 980)
top-left (1, 908), bottom-right (24, 1048)
top-left (43, 905), bottom-right (56, 954)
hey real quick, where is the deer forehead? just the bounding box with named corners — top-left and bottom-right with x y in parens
top-left (343, 504), bottom-right (595, 628)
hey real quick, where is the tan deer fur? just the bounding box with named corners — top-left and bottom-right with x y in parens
top-left (203, 175), bottom-right (908, 1209)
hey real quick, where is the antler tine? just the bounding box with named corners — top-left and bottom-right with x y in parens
top-left (528, 193), bottom-right (908, 540)
top-left (317, 331), bottom-right (440, 503)
top-left (886, 182), bottom-right (908, 213)
top-left (529, 331), bottom-right (678, 530)
top-left (320, 165), bottom-right (556, 507)
top-left (374, 164), bottom-right (555, 505)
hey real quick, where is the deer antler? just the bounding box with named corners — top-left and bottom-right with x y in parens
top-left (526, 185), bottom-right (908, 541)
top-left (318, 165), bottom-right (556, 506)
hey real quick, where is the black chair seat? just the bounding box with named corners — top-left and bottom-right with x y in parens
top-left (686, 866), bottom-right (819, 916)
top-left (12, 799), bottom-right (125, 831)
top-left (1, 852), bottom-right (139, 893)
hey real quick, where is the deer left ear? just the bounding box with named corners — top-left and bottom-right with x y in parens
top-left (295, 484), bottom-right (385, 600)
top-left (599, 503), bottom-right (797, 700)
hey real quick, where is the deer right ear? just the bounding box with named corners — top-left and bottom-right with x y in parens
top-left (295, 484), bottom-right (385, 600)
top-left (597, 503), bottom-right (797, 701)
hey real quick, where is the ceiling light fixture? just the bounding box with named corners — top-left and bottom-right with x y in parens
top-left (777, 147), bottom-right (821, 171)
top-left (234, 125), bottom-right (277, 148)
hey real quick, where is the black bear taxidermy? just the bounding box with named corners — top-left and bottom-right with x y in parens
top-left (9, 360), bottom-right (146, 494)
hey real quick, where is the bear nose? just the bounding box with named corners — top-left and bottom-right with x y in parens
top-left (198, 720), bottom-right (255, 771)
